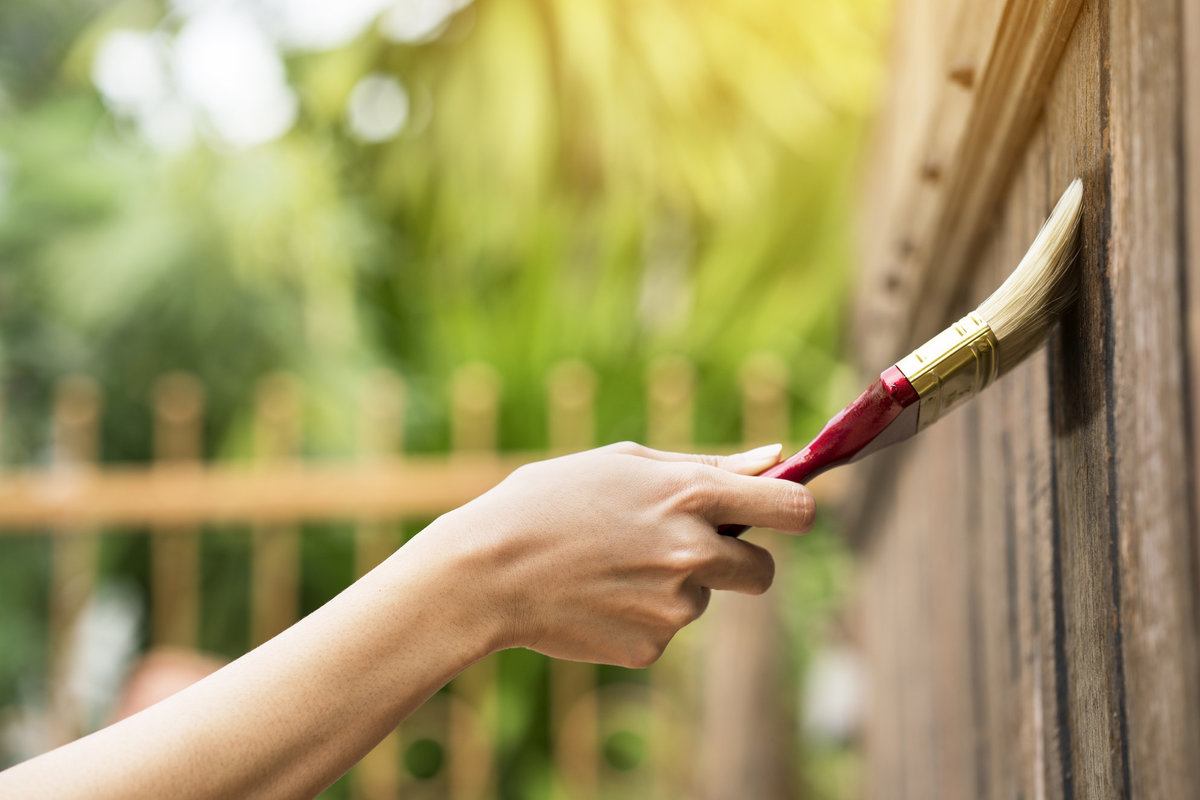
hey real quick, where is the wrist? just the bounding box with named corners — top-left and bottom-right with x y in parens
top-left (390, 509), bottom-right (513, 659)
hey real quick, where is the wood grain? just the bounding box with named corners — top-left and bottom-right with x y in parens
top-left (1185, 0), bottom-right (1200, 660)
top-left (1104, 0), bottom-right (1200, 793)
top-left (856, 0), bottom-right (1200, 795)
top-left (857, 0), bottom-right (1087, 370)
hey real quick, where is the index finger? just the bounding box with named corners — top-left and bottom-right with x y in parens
top-left (689, 467), bottom-right (815, 533)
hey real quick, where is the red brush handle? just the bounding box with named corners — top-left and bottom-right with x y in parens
top-left (717, 366), bottom-right (919, 537)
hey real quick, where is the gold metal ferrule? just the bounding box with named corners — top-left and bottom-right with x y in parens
top-left (895, 312), bottom-right (999, 431)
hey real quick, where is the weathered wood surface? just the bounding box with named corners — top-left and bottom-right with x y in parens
top-left (855, 0), bottom-right (1200, 797)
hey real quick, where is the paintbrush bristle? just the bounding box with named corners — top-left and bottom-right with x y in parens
top-left (976, 178), bottom-right (1083, 373)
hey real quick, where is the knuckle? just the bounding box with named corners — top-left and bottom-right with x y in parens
top-left (664, 545), bottom-right (700, 575)
top-left (509, 459), bottom-right (545, 482)
top-left (607, 440), bottom-right (644, 457)
top-left (670, 589), bottom-right (709, 625)
top-left (664, 538), bottom-right (713, 575)
top-left (673, 465), bottom-right (716, 513)
top-left (662, 600), bottom-right (694, 630)
top-left (779, 484), bottom-right (815, 530)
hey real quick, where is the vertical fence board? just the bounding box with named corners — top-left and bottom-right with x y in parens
top-left (1105, 0), bottom-right (1200, 794)
top-left (857, 0), bottom-right (1200, 793)
top-left (695, 354), bottom-right (796, 799)
top-left (448, 363), bottom-right (500, 800)
top-left (545, 361), bottom-right (600, 799)
top-left (151, 373), bottom-right (204, 649)
top-left (1185, 0), bottom-right (1200, 668)
top-left (1043, 5), bottom-right (1128, 794)
top-left (352, 370), bottom-right (406, 800)
top-left (48, 376), bottom-right (101, 745)
top-left (646, 356), bottom-right (695, 799)
top-left (251, 374), bottom-right (301, 646)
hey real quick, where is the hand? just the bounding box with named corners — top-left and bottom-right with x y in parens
top-left (420, 441), bottom-right (815, 668)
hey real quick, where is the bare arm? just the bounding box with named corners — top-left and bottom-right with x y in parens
top-left (0, 442), bottom-right (814, 799)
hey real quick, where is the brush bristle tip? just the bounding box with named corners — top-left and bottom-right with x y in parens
top-left (975, 179), bottom-right (1084, 372)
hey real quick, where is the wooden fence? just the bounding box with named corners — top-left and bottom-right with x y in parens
top-left (0, 357), bottom-right (844, 799)
top-left (849, 0), bottom-right (1200, 797)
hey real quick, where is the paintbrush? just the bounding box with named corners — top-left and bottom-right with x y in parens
top-left (720, 178), bottom-right (1083, 537)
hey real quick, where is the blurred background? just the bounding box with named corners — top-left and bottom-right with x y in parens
top-left (0, 0), bottom-right (890, 797)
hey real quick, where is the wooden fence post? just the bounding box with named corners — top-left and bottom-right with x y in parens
top-left (151, 373), bottom-right (204, 649)
top-left (352, 369), bottom-right (406, 800)
top-left (251, 374), bottom-right (301, 647)
top-left (646, 355), bottom-right (696, 799)
top-left (448, 363), bottom-right (500, 800)
top-left (546, 360), bottom-right (599, 798)
top-left (695, 354), bottom-right (797, 799)
top-left (49, 375), bottom-right (101, 744)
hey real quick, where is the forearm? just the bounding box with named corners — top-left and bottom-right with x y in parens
top-left (0, 517), bottom-right (501, 799)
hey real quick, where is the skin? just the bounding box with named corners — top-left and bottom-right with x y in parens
top-left (0, 441), bottom-right (814, 798)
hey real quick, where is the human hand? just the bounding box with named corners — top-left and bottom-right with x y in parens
top-left (421, 441), bottom-right (815, 668)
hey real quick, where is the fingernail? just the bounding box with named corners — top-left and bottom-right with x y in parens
top-left (733, 443), bottom-right (783, 467)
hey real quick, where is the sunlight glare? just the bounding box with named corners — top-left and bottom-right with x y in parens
top-left (379, 0), bottom-right (471, 44)
top-left (173, 8), bottom-right (298, 148)
top-left (347, 73), bottom-right (411, 142)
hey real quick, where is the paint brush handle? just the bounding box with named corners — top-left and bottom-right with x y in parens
top-left (717, 365), bottom-right (919, 537)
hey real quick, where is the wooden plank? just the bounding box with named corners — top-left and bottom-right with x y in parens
top-left (973, 207), bottom-right (1016, 800)
top-left (1104, 0), bottom-right (1200, 794)
top-left (447, 363), bottom-right (500, 800)
top-left (1043, 2), bottom-right (1127, 793)
top-left (48, 376), bottom-right (101, 745)
top-left (969, 142), bottom-right (1060, 800)
top-left (925, 404), bottom-right (978, 799)
top-left (856, 0), bottom-right (1007, 369)
top-left (1003, 133), bottom-right (1065, 800)
top-left (150, 373), bottom-right (204, 649)
top-left (856, 0), bottom-right (1088, 371)
top-left (898, 437), bottom-right (931, 800)
top-left (250, 374), bottom-right (301, 646)
top-left (0, 456), bottom-right (531, 528)
top-left (646, 355), bottom-right (696, 799)
top-left (352, 370), bottom-right (406, 577)
top-left (544, 360), bottom-right (600, 800)
top-left (351, 370), bottom-right (405, 800)
top-left (1185, 0), bottom-right (1200, 644)
top-left (0, 446), bottom-right (844, 531)
top-left (695, 354), bottom-right (796, 800)
top-left (856, 0), bottom-right (1200, 796)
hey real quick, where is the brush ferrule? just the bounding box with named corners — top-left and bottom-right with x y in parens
top-left (895, 313), bottom-right (999, 431)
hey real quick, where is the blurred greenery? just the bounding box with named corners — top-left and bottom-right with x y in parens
top-left (0, 0), bottom-right (889, 796)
